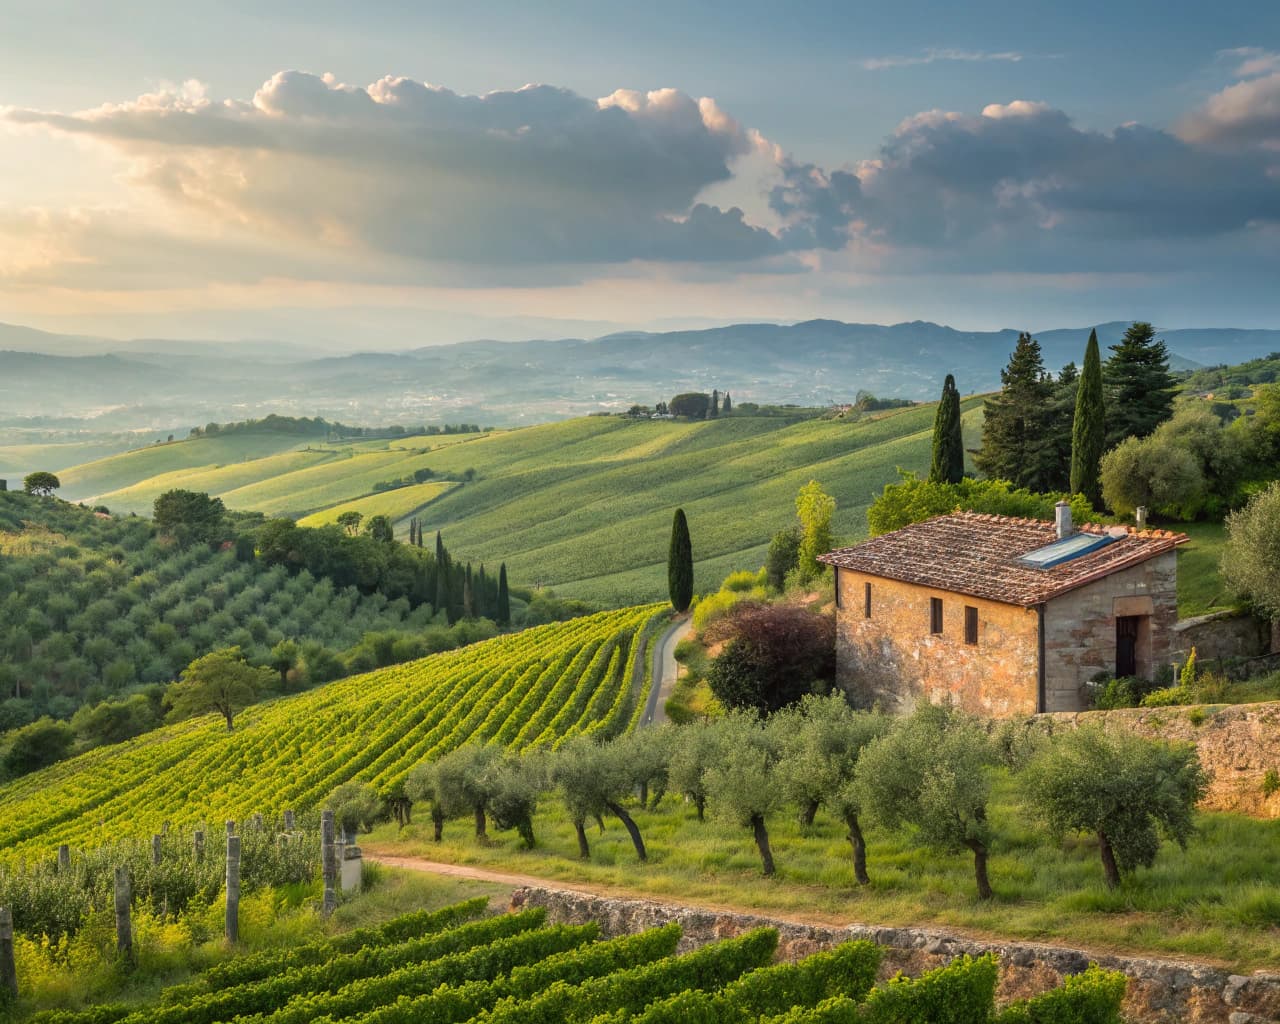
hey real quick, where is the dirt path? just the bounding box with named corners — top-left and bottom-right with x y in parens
top-left (366, 853), bottom-right (598, 893)
top-left (639, 617), bottom-right (692, 727)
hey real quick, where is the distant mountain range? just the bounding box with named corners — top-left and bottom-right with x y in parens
top-left (1, 318), bottom-right (1276, 432)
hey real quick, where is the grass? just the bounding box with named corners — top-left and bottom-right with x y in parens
top-left (58, 407), bottom-right (982, 603)
top-left (365, 770), bottom-right (1280, 971)
top-left (298, 480), bottom-right (457, 532)
top-left (57, 432), bottom-right (316, 501)
top-left (9, 866), bottom-right (503, 1018)
top-left (1175, 520), bottom-right (1234, 617)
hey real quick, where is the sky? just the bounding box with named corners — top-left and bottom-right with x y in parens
top-left (1, 0), bottom-right (1278, 347)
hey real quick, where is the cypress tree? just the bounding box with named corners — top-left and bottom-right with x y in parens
top-left (1104, 322), bottom-right (1176, 446)
top-left (463, 566), bottom-right (474, 619)
top-left (415, 519), bottom-right (424, 548)
top-left (435, 531), bottom-right (444, 564)
top-left (929, 374), bottom-right (965, 484)
top-left (497, 563), bottom-right (511, 626)
top-left (668, 508), bottom-right (694, 613)
top-left (973, 332), bottom-right (1057, 490)
top-left (475, 564), bottom-right (487, 619)
top-left (1071, 329), bottom-right (1107, 508)
top-left (434, 549), bottom-right (451, 620)
top-left (721, 391), bottom-right (732, 414)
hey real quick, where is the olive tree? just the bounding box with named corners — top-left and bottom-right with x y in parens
top-left (164, 646), bottom-right (273, 731)
top-left (773, 693), bottom-right (890, 884)
top-left (857, 704), bottom-right (998, 899)
top-left (431, 743), bottom-right (503, 843)
top-left (703, 710), bottom-right (784, 876)
top-left (551, 737), bottom-right (648, 861)
top-left (404, 761), bottom-right (447, 841)
top-left (612, 725), bottom-right (674, 809)
top-left (22, 472), bottom-right (60, 497)
top-left (667, 718), bottom-right (721, 821)
top-left (1222, 480), bottom-right (1280, 622)
top-left (486, 754), bottom-right (541, 849)
top-left (1023, 726), bottom-right (1207, 888)
top-left (327, 781), bottom-right (382, 843)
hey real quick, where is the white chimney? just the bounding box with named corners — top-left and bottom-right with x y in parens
top-left (1054, 501), bottom-right (1073, 540)
top-left (1135, 506), bottom-right (1148, 530)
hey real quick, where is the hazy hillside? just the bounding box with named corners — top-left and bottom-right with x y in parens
top-left (2, 318), bottom-right (1275, 438)
top-left (62, 404), bottom-right (984, 604)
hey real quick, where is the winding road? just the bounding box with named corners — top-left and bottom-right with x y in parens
top-left (639, 616), bottom-right (692, 728)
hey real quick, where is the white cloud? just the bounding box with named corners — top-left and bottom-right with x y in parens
top-left (1179, 69), bottom-right (1280, 150)
top-left (859, 49), bottom-right (1034, 71)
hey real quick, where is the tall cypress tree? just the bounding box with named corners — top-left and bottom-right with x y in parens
top-left (1071, 329), bottom-right (1107, 508)
top-left (415, 519), bottom-right (424, 548)
top-left (1104, 322), bottom-right (1176, 446)
top-left (668, 508), bottom-right (694, 613)
top-left (722, 392), bottom-right (732, 414)
top-left (434, 549), bottom-right (451, 620)
top-left (463, 564), bottom-right (474, 619)
top-left (973, 333), bottom-right (1057, 490)
top-left (929, 374), bottom-right (965, 484)
top-left (496, 563), bottom-right (511, 626)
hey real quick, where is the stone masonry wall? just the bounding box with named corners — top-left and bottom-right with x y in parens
top-left (1040, 700), bottom-right (1280, 819)
top-left (1173, 610), bottom-right (1274, 664)
top-left (510, 886), bottom-right (1280, 1023)
top-left (834, 568), bottom-right (1041, 717)
top-left (1041, 553), bottom-right (1180, 711)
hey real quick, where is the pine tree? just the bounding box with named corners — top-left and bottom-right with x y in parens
top-left (973, 332), bottom-right (1058, 490)
top-left (722, 392), bottom-right (732, 414)
top-left (496, 563), bottom-right (511, 626)
top-left (668, 508), bottom-right (694, 613)
top-left (1104, 322), bottom-right (1176, 446)
top-left (928, 374), bottom-right (965, 484)
top-left (1071, 329), bottom-right (1107, 508)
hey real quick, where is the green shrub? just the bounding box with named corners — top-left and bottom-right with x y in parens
top-left (1187, 707), bottom-right (1206, 727)
top-left (1139, 686), bottom-right (1190, 708)
top-left (1263, 769), bottom-right (1280, 797)
top-left (995, 964), bottom-right (1126, 1023)
top-left (859, 954), bottom-right (999, 1024)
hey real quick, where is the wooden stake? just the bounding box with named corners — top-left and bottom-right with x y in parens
top-left (225, 835), bottom-right (240, 944)
top-left (113, 866), bottom-right (133, 964)
top-left (321, 809), bottom-right (337, 916)
top-left (194, 829), bottom-right (205, 864)
top-left (0, 906), bottom-right (16, 1000)
top-left (57, 844), bottom-right (70, 872)
top-left (151, 834), bottom-right (162, 865)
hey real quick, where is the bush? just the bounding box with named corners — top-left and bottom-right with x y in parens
top-left (995, 963), bottom-right (1126, 1024)
top-left (703, 602), bottom-right (835, 715)
top-left (1139, 686), bottom-right (1191, 708)
top-left (868, 473), bottom-right (1095, 536)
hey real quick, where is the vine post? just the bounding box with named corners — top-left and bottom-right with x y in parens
top-left (321, 809), bottom-right (337, 916)
top-left (193, 829), bottom-right (205, 863)
top-left (113, 866), bottom-right (133, 965)
top-left (57, 844), bottom-right (70, 872)
top-left (151, 834), bottom-right (162, 865)
top-left (225, 835), bottom-right (241, 944)
top-left (0, 906), bottom-right (16, 1000)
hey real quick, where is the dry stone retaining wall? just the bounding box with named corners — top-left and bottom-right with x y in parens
top-left (1040, 701), bottom-right (1280, 818)
top-left (510, 886), bottom-right (1280, 1023)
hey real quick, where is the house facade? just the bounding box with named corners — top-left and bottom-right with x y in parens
top-left (818, 507), bottom-right (1187, 716)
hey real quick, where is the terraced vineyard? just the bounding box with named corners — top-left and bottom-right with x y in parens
top-left (298, 480), bottom-right (457, 528)
top-left (0, 606), bottom-right (665, 861)
top-left (26, 901), bottom-right (1124, 1024)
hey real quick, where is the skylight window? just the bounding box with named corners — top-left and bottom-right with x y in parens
top-left (1017, 532), bottom-right (1117, 569)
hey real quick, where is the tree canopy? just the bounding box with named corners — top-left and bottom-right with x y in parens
top-left (1104, 322), bottom-right (1176, 446)
top-left (22, 472), bottom-right (60, 497)
top-left (164, 646), bottom-right (273, 731)
top-left (1222, 481), bottom-right (1280, 620)
top-left (973, 333), bottom-right (1057, 491)
top-left (153, 489), bottom-right (227, 546)
top-left (929, 374), bottom-right (965, 485)
top-left (1070, 329), bottom-right (1106, 508)
top-left (668, 508), bottom-right (693, 613)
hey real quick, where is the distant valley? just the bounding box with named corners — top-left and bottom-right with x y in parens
top-left (1, 318), bottom-right (1276, 445)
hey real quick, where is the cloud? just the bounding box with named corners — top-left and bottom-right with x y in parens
top-left (859, 49), bottom-right (1034, 71)
top-left (1179, 66), bottom-right (1280, 150)
top-left (767, 98), bottom-right (1280, 272)
top-left (6, 71), bottom-right (781, 266)
top-left (1218, 47), bottom-right (1280, 80)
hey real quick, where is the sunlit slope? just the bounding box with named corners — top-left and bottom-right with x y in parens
top-left (58, 432), bottom-right (317, 502)
top-left (298, 480), bottom-right (457, 529)
top-left (414, 403), bottom-right (984, 603)
top-left (0, 606), bottom-right (664, 859)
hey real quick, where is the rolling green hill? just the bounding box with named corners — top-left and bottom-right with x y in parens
top-left (297, 480), bottom-right (457, 528)
top-left (60, 406), bottom-right (982, 603)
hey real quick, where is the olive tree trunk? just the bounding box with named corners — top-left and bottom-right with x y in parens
top-left (574, 820), bottom-right (591, 860)
top-left (751, 814), bottom-right (775, 876)
top-left (844, 812), bottom-right (870, 886)
top-left (1098, 831), bottom-right (1122, 889)
top-left (605, 800), bottom-right (647, 861)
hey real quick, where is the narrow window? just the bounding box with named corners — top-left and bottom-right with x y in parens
top-left (834, 568), bottom-right (842, 609)
top-left (930, 597), bottom-right (943, 634)
top-left (864, 582), bottom-right (872, 619)
top-left (964, 605), bottom-right (979, 645)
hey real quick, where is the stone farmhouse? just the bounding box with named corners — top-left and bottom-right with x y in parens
top-left (818, 505), bottom-right (1188, 716)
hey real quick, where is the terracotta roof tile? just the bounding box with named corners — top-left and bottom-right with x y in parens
top-left (818, 511), bottom-right (1187, 607)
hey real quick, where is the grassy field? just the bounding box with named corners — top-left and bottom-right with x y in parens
top-left (298, 480), bottom-right (456, 531)
top-left (1175, 520), bottom-right (1234, 617)
top-left (58, 407), bottom-right (985, 603)
top-left (57, 432), bottom-right (319, 501)
top-left (366, 770), bottom-right (1280, 971)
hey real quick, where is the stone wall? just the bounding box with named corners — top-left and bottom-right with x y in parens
top-left (1042, 700), bottom-right (1280, 818)
top-left (510, 886), bottom-right (1280, 1023)
top-left (834, 568), bottom-right (1041, 717)
top-left (1042, 552), bottom-right (1180, 711)
top-left (1173, 610), bottom-right (1274, 664)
